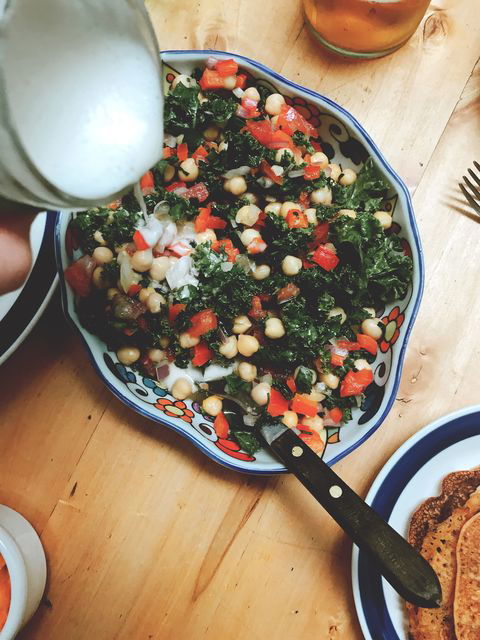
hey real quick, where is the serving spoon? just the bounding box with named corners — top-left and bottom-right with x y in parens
top-left (212, 394), bottom-right (442, 608)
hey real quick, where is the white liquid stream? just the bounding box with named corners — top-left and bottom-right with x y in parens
top-left (2, 0), bottom-right (163, 201)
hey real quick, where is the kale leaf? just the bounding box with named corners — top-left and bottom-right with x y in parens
top-left (332, 157), bottom-right (390, 213)
top-left (163, 83), bottom-right (201, 135)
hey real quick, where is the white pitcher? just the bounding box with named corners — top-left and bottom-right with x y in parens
top-left (0, 0), bottom-right (163, 209)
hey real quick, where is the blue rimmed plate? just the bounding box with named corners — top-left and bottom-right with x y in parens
top-left (0, 211), bottom-right (58, 365)
top-left (55, 49), bottom-right (424, 474)
top-left (352, 405), bottom-right (480, 639)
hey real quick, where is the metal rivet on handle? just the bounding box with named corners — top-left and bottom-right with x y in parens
top-left (291, 446), bottom-right (303, 457)
top-left (329, 485), bottom-right (343, 498)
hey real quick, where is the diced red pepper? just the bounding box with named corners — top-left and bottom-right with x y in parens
top-left (330, 353), bottom-right (345, 367)
top-left (286, 209), bottom-right (308, 229)
top-left (106, 199), bottom-right (121, 210)
top-left (254, 211), bottom-right (267, 229)
top-left (247, 237), bottom-right (267, 254)
top-left (189, 309), bottom-right (218, 338)
top-left (212, 238), bottom-right (239, 262)
top-left (206, 216), bottom-right (227, 230)
top-left (127, 283), bottom-right (142, 297)
top-left (308, 222), bottom-right (330, 248)
top-left (183, 182), bottom-right (209, 202)
top-left (214, 412), bottom-right (230, 439)
top-left (194, 205), bottom-right (226, 232)
top-left (299, 191), bottom-right (310, 209)
top-left (302, 257), bottom-right (317, 269)
top-left (133, 229), bottom-right (150, 251)
top-left (199, 68), bottom-right (225, 90)
top-left (166, 181), bottom-right (187, 192)
top-left (277, 283), bottom-right (300, 302)
top-left (168, 303), bottom-right (186, 325)
top-left (266, 129), bottom-right (296, 151)
top-left (311, 140), bottom-right (323, 152)
top-left (267, 389), bottom-right (289, 417)
top-left (235, 74), bottom-right (247, 89)
top-left (286, 376), bottom-right (297, 393)
top-left (357, 333), bottom-right (378, 355)
top-left (329, 407), bottom-right (343, 423)
top-left (336, 340), bottom-right (360, 351)
top-left (163, 147), bottom-right (173, 158)
top-left (291, 394), bottom-right (318, 417)
top-left (215, 58), bottom-right (238, 77)
top-left (304, 164), bottom-right (322, 181)
top-left (64, 255), bottom-right (96, 298)
top-left (340, 369), bottom-right (374, 398)
top-left (176, 143), bottom-right (188, 162)
top-left (192, 341), bottom-right (214, 367)
top-left (140, 170), bottom-right (155, 194)
top-left (246, 119), bottom-right (274, 146)
top-left (260, 159), bottom-right (283, 185)
top-left (248, 296), bottom-right (267, 320)
top-left (297, 428), bottom-right (325, 455)
top-left (277, 104), bottom-right (317, 138)
top-left (192, 145), bottom-right (209, 162)
top-left (312, 245), bottom-right (339, 271)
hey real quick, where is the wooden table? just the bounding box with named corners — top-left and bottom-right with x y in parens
top-left (1, 1), bottom-right (479, 638)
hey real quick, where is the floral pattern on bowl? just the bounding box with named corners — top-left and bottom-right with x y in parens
top-left (55, 50), bottom-right (424, 474)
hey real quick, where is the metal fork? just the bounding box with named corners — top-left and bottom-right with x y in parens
top-left (460, 161), bottom-right (480, 214)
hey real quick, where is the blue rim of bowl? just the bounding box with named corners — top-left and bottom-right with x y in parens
top-left (0, 211), bottom-right (58, 365)
top-left (54, 49), bottom-right (424, 475)
top-left (351, 405), bottom-right (480, 639)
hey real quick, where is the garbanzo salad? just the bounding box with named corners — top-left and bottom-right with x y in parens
top-left (65, 58), bottom-right (412, 455)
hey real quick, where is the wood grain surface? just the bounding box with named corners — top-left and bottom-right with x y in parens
top-left (0, 1), bottom-right (479, 638)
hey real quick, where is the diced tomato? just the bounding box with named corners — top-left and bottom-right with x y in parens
top-left (166, 181), bottom-right (187, 192)
top-left (168, 303), bottom-right (186, 325)
top-left (312, 245), bottom-right (339, 271)
top-left (192, 341), bottom-right (214, 367)
top-left (277, 283), bottom-right (300, 302)
top-left (183, 182), bottom-right (209, 202)
top-left (357, 333), bottom-right (378, 355)
top-left (127, 283), bottom-right (142, 297)
top-left (192, 146), bottom-right (209, 162)
top-left (235, 74), bottom-right (247, 89)
top-left (133, 229), bottom-right (150, 251)
top-left (139, 171), bottom-right (155, 195)
top-left (286, 209), bottom-right (308, 229)
top-left (189, 309), bottom-right (218, 338)
top-left (286, 376), bottom-right (297, 393)
top-left (291, 393), bottom-right (318, 417)
top-left (311, 140), bottom-right (323, 152)
top-left (330, 353), bottom-right (345, 367)
top-left (277, 104), bottom-right (317, 138)
top-left (259, 159), bottom-right (283, 185)
top-left (329, 407), bottom-right (343, 423)
top-left (246, 119), bottom-right (274, 146)
top-left (247, 237), bottom-right (267, 254)
top-left (336, 340), bottom-right (360, 351)
top-left (248, 296), bottom-right (267, 320)
top-left (64, 255), bottom-right (96, 297)
top-left (308, 222), bottom-right (330, 248)
top-left (176, 143), bottom-right (188, 162)
top-left (215, 58), bottom-right (238, 77)
top-left (211, 238), bottom-right (239, 262)
top-left (214, 412), bottom-right (230, 439)
top-left (163, 147), bottom-right (173, 158)
top-left (267, 388), bottom-right (289, 417)
top-left (199, 68), bottom-right (225, 90)
top-left (340, 369), bottom-right (374, 398)
top-left (304, 164), bottom-right (322, 181)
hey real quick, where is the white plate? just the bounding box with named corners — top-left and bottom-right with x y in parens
top-left (352, 405), bottom-right (480, 639)
top-left (0, 211), bottom-right (58, 365)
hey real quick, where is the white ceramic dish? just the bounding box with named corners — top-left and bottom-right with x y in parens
top-left (55, 50), bottom-right (424, 474)
top-left (0, 506), bottom-right (46, 640)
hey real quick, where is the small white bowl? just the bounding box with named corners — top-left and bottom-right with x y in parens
top-left (0, 506), bottom-right (46, 640)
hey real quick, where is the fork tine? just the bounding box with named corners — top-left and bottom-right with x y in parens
top-left (463, 176), bottom-right (480, 201)
top-left (468, 168), bottom-right (480, 188)
top-left (474, 160), bottom-right (480, 173)
top-left (460, 184), bottom-right (480, 214)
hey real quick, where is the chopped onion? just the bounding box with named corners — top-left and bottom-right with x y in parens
top-left (232, 87), bottom-right (244, 99)
top-left (118, 251), bottom-right (139, 294)
top-left (163, 133), bottom-right (176, 148)
top-left (133, 181), bottom-right (148, 222)
top-left (256, 177), bottom-right (273, 188)
top-left (153, 201), bottom-right (171, 217)
top-left (173, 186), bottom-right (188, 196)
top-left (222, 166), bottom-right (251, 179)
top-left (326, 344), bottom-right (348, 358)
top-left (243, 413), bottom-right (257, 427)
top-left (271, 165), bottom-right (284, 176)
top-left (206, 56), bottom-right (218, 69)
top-left (288, 169), bottom-right (305, 178)
top-left (323, 166), bottom-right (332, 178)
top-left (176, 134), bottom-right (184, 144)
top-left (220, 261), bottom-right (234, 272)
top-left (236, 105), bottom-right (250, 119)
top-left (155, 364), bottom-right (170, 382)
top-left (235, 253), bottom-right (254, 273)
top-left (242, 97), bottom-right (258, 110)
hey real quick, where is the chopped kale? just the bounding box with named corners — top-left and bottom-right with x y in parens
top-left (233, 430), bottom-right (262, 455)
top-left (332, 157), bottom-right (390, 213)
top-left (72, 208), bottom-right (141, 254)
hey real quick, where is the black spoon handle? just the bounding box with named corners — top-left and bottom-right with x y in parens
top-left (263, 424), bottom-right (441, 608)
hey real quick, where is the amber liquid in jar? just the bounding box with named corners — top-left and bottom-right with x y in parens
top-left (303, 0), bottom-right (431, 58)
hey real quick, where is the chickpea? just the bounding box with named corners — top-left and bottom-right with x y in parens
top-left (92, 266), bottom-right (107, 289)
top-left (139, 286), bottom-right (155, 303)
top-left (92, 246), bottom-right (113, 265)
top-left (179, 332), bottom-right (200, 348)
top-left (117, 346), bottom-right (140, 366)
top-left (354, 358), bottom-right (372, 371)
top-left (178, 158), bottom-right (199, 182)
top-left (203, 125), bottom-right (220, 141)
top-left (361, 318), bottom-right (383, 340)
top-left (373, 210), bottom-right (393, 230)
top-left (327, 307), bottom-right (347, 324)
top-left (339, 168), bottom-right (357, 186)
top-left (164, 164), bottom-right (175, 182)
top-left (107, 287), bottom-right (119, 301)
top-left (224, 176), bottom-right (247, 195)
top-left (196, 229), bottom-right (217, 244)
top-left (232, 315), bottom-right (252, 335)
top-left (219, 335), bottom-right (238, 359)
top-left (304, 208), bottom-right (317, 225)
top-left (146, 292), bottom-right (165, 314)
top-left (363, 307), bottom-right (376, 318)
top-left (282, 411), bottom-right (298, 428)
top-left (282, 255), bottom-right (302, 276)
top-left (265, 93), bottom-right (286, 116)
top-left (310, 151), bottom-right (329, 168)
top-left (251, 382), bottom-right (271, 406)
top-left (159, 336), bottom-right (170, 348)
top-left (308, 390), bottom-right (325, 402)
top-left (240, 228), bottom-right (261, 247)
top-left (264, 202), bottom-right (282, 216)
top-left (328, 163), bottom-right (342, 182)
top-left (236, 204), bottom-right (261, 226)
top-left (243, 192), bottom-right (258, 204)
top-left (252, 264), bottom-right (271, 280)
top-left (148, 348), bottom-right (165, 364)
top-left (265, 317), bottom-right (285, 339)
top-left (301, 415), bottom-right (324, 433)
top-left (223, 75), bottom-right (237, 90)
top-left (337, 209), bottom-right (357, 219)
top-left (237, 334), bottom-right (260, 357)
top-left (320, 372), bottom-right (340, 389)
top-left (93, 229), bottom-right (106, 245)
top-left (131, 249), bottom-right (153, 273)
top-left (149, 256), bottom-right (170, 281)
top-left (172, 74), bottom-right (195, 89)
top-left (275, 147), bottom-right (295, 163)
top-left (280, 201), bottom-right (299, 218)
top-left (202, 395), bottom-right (223, 417)
top-left (238, 361), bottom-right (257, 382)
top-left (171, 377), bottom-right (193, 400)
top-left (310, 186), bottom-right (332, 205)
top-left (243, 86), bottom-right (261, 101)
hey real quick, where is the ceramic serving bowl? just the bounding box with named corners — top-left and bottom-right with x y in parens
top-left (0, 506), bottom-right (46, 640)
top-left (55, 49), bottom-right (424, 474)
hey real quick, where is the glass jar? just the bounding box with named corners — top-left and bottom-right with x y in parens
top-left (303, 0), bottom-right (431, 59)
